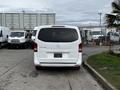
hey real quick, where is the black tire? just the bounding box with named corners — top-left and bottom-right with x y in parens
top-left (0, 43), bottom-right (1, 49)
top-left (35, 66), bottom-right (40, 70)
top-left (8, 44), bottom-right (11, 49)
top-left (24, 43), bottom-right (28, 49)
top-left (74, 66), bottom-right (80, 70)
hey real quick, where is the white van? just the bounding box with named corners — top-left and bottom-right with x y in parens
top-left (91, 31), bottom-right (104, 40)
top-left (8, 30), bottom-right (29, 48)
top-left (0, 26), bottom-right (10, 48)
top-left (31, 27), bottom-right (38, 41)
top-left (33, 25), bottom-right (82, 70)
top-left (107, 31), bottom-right (120, 43)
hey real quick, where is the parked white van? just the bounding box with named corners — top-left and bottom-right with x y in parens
top-left (91, 31), bottom-right (104, 40)
top-left (31, 27), bottom-right (38, 41)
top-left (0, 26), bottom-right (10, 48)
top-left (107, 31), bottom-right (120, 43)
top-left (33, 25), bottom-right (82, 70)
top-left (8, 30), bottom-right (29, 48)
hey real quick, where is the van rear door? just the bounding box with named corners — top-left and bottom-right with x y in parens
top-left (36, 28), bottom-right (81, 63)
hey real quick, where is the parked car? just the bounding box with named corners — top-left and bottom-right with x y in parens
top-left (0, 26), bottom-right (10, 48)
top-left (33, 25), bottom-right (82, 70)
top-left (8, 30), bottom-right (29, 48)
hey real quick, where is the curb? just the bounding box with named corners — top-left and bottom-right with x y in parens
top-left (83, 61), bottom-right (117, 90)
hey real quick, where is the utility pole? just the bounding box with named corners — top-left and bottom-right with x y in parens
top-left (22, 10), bottom-right (25, 30)
top-left (98, 12), bottom-right (102, 36)
top-left (98, 12), bottom-right (102, 46)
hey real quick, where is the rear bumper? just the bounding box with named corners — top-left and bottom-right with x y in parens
top-left (34, 64), bottom-right (81, 67)
top-left (34, 53), bottom-right (82, 67)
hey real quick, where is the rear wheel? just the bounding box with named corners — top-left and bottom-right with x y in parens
top-left (8, 44), bottom-right (12, 49)
top-left (0, 43), bottom-right (1, 48)
top-left (74, 66), bottom-right (80, 70)
top-left (24, 43), bottom-right (29, 49)
top-left (35, 66), bottom-right (40, 70)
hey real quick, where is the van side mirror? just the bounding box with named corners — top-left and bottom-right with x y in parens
top-left (7, 35), bottom-right (8, 38)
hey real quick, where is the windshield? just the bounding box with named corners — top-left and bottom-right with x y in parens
top-left (32, 30), bottom-right (37, 36)
top-left (91, 31), bottom-right (101, 35)
top-left (107, 32), bottom-right (120, 37)
top-left (38, 28), bottom-right (78, 42)
top-left (10, 32), bottom-right (25, 37)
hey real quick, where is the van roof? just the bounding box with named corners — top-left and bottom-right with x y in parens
top-left (0, 26), bottom-right (9, 29)
top-left (34, 25), bottom-right (79, 30)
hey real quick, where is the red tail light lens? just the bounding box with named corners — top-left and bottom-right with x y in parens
top-left (33, 42), bottom-right (38, 52)
top-left (79, 43), bottom-right (82, 52)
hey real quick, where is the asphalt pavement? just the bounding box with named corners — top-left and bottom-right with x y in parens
top-left (0, 46), bottom-right (109, 90)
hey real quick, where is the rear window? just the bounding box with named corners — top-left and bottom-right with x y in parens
top-left (38, 28), bottom-right (79, 42)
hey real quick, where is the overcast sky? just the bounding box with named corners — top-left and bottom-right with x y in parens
top-left (0, 0), bottom-right (113, 25)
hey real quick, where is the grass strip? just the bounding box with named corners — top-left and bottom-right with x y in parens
top-left (87, 52), bottom-right (120, 90)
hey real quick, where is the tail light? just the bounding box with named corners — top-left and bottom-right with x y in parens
top-left (79, 43), bottom-right (82, 52)
top-left (33, 42), bottom-right (38, 52)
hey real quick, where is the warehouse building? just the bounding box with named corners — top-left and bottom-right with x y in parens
top-left (0, 12), bottom-right (55, 30)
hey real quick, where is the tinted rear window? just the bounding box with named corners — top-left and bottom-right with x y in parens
top-left (38, 28), bottom-right (78, 42)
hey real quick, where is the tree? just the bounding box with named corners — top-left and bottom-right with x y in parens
top-left (106, 0), bottom-right (120, 29)
top-left (105, 0), bottom-right (120, 53)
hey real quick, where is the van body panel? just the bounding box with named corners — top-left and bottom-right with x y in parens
top-left (31, 28), bottom-right (37, 41)
top-left (0, 26), bottom-right (10, 43)
top-left (0, 26), bottom-right (10, 47)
